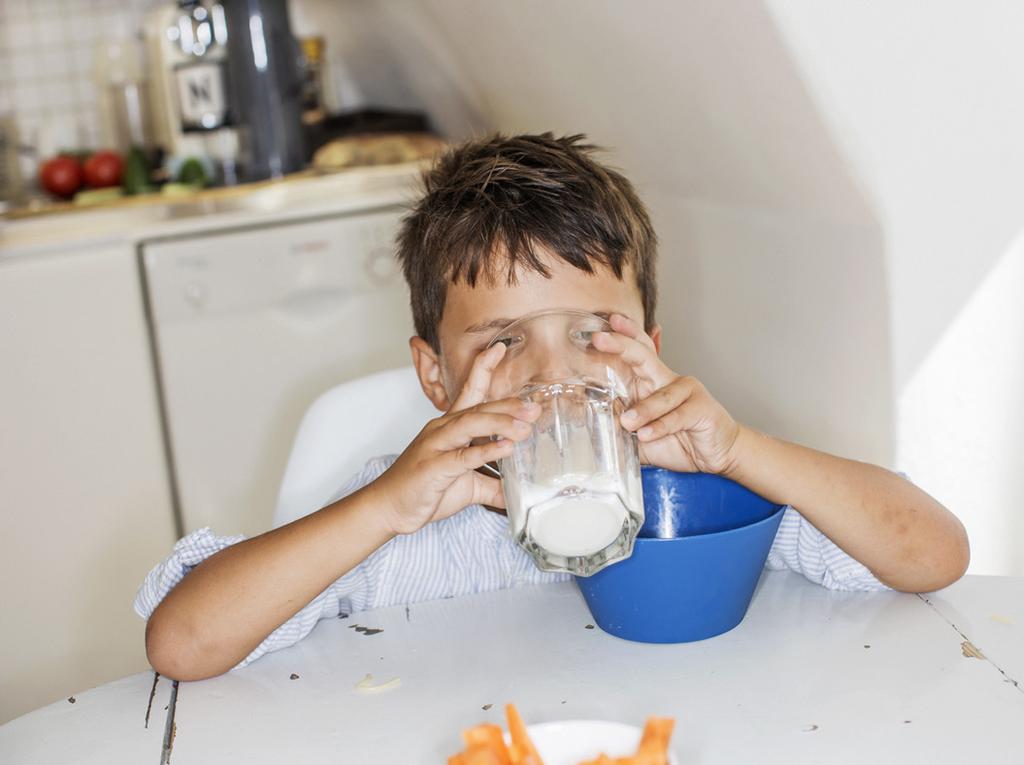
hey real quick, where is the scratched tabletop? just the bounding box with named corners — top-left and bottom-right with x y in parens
top-left (1, 571), bottom-right (1021, 764)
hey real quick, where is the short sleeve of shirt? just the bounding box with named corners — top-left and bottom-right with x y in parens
top-left (132, 455), bottom-right (398, 669)
top-left (765, 507), bottom-right (890, 591)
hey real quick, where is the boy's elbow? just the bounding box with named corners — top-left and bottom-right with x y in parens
top-left (888, 518), bottom-right (970, 594)
top-left (145, 610), bottom-right (229, 682)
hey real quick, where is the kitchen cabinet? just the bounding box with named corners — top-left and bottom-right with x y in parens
top-left (0, 163), bottom-right (423, 723)
top-left (0, 244), bottom-right (177, 724)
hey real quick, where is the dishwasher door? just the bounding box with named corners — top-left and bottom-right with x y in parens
top-left (142, 207), bottom-right (416, 538)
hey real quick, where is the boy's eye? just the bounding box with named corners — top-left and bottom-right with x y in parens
top-left (494, 334), bottom-right (524, 349)
top-left (570, 328), bottom-right (602, 350)
top-left (570, 329), bottom-right (595, 345)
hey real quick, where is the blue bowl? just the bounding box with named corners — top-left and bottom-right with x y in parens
top-left (576, 467), bottom-right (785, 643)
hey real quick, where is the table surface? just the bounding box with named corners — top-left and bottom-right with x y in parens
top-left (2, 571), bottom-right (1022, 764)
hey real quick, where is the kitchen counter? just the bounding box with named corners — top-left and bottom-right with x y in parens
top-left (1, 572), bottom-right (1021, 763)
top-left (0, 162), bottom-right (426, 260)
top-left (0, 157), bottom-right (426, 723)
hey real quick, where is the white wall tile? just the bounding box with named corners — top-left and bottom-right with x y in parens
top-left (35, 80), bottom-right (58, 106)
top-left (70, 19), bottom-right (95, 43)
top-left (6, 0), bottom-right (31, 18)
top-left (77, 12), bottom-right (102, 38)
top-left (13, 82), bottom-right (39, 111)
top-left (72, 44), bottom-right (94, 71)
top-left (50, 80), bottom-right (73, 104)
top-left (9, 50), bottom-right (34, 79)
top-left (80, 120), bottom-right (99, 147)
top-left (36, 53), bottom-right (65, 78)
top-left (35, 18), bottom-right (62, 46)
top-left (76, 79), bottom-right (97, 102)
top-left (5, 19), bottom-right (35, 48)
top-left (0, 0), bottom-right (154, 156)
top-left (16, 114), bottom-right (38, 141)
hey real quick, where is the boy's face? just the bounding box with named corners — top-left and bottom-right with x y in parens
top-left (410, 247), bottom-right (660, 411)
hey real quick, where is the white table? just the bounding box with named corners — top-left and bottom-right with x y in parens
top-left (2, 572), bottom-right (1021, 764)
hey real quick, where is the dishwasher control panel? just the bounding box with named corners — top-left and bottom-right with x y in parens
top-left (142, 207), bottom-right (406, 324)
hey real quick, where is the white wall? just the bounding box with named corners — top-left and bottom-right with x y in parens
top-left (299, 0), bottom-right (894, 460)
top-left (402, 0), bottom-right (895, 469)
top-left (650, 198), bottom-right (890, 466)
top-left (897, 236), bottom-right (1024, 576)
top-left (302, 0), bottom-right (1024, 573)
top-left (765, 1), bottom-right (1024, 573)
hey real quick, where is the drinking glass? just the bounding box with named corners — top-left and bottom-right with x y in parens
top-left (487, 309), bottom-right (644, 576)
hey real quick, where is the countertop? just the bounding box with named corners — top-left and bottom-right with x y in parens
top-left (0, 162), bottom-right (426, 261)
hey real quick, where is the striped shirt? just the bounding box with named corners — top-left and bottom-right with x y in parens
top-left (133, 455), bottom-right (886, 669)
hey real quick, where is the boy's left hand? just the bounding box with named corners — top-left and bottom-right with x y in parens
top-left (593, 314), bottom-right (743, 475)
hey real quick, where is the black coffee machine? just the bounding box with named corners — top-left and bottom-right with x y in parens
top-left (146, 0), bottom-right (306, 183)
top-left (221, 0), bottom-right (305, 180)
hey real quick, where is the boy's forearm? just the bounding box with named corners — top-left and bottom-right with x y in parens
top-left (146, 483), bottom-right (395, 681)
top-left (725, 426), bottom-right (969, 593)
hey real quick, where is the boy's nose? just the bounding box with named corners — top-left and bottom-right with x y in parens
top-left (521, 331), bottom-right (576, 383)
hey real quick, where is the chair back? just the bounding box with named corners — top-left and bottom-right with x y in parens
top-left (273, 366), bottom-right (438, 528)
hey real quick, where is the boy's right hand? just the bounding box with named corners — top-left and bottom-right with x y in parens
top-left (369, 343), bottom-right (540, 536)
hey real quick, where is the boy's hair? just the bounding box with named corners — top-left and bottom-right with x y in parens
top-left (396, 132), bottom-right (658, 350)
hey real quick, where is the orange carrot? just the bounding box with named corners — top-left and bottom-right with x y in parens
top-left (636, 717), bottom-right (675, 765)
top-left (464, 724), bottom-right (510, 753)
top-left (452, 709), bottom-right (674, 765)
top-left (462, 746), bottom-right (509, 765)
top-left (505, 704), bottom-right (545, 765)
top-left (578, 755), bottom-right (616, 765)
top-left (461, 723), bottom-right (512, 765)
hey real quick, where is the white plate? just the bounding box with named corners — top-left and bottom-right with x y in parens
top-left (506, 720), bottom-right (679, 765)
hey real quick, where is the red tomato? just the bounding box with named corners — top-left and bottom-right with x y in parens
top-left (38, 155), bottom-right (84, 199)
top-left (82, 150), bottom-right (124, 189)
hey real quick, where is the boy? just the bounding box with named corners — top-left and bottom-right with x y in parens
top-left (137, 133), bottom-right (969, 681)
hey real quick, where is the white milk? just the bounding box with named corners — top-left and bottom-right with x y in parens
top-left (529, 497), bottom-right (626, 557)
top-left (511, 472), bottom-right (636, 557)
top-left (499, 377), bottom-right (645, 571)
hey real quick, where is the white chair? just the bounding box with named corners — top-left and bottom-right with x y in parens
top-left (273, 366), bottom-right (439, 528)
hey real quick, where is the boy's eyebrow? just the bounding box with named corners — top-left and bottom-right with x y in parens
top-left (463, 311), bottom-right (614, 334)
top-left (464, 318), bottom-right (516, 334)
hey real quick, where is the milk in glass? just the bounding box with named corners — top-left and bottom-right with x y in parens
top-left (499, 379), bottom-right (644, 576)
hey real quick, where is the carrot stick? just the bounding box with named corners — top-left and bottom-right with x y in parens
top-left (505, 704), bottom-right (545, 765)
top-left (464, 724), bottom-right (510, 752)
top-left (462, 747), bottom-right (508, 765)
top-left (578, 755), bottom-right (616, 765)
top-left (462, 723), bottom-right (511, 765)
top-left (636, 717), bottom-right (675, 765)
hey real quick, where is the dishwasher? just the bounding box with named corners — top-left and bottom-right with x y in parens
top-left (141, 206), bottom-right (415, 538)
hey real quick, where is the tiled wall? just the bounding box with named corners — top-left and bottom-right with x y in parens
top-left (0, 0), bottom-right (160, 158)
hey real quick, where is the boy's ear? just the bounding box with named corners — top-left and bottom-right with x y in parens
top-left (409, 336), bottom-right (452, 412)
top-left (649, 323), bottom-right (663, 354)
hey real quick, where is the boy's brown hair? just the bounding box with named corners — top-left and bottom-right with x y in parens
top-left (396, 133), bottom-right (658, 350)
